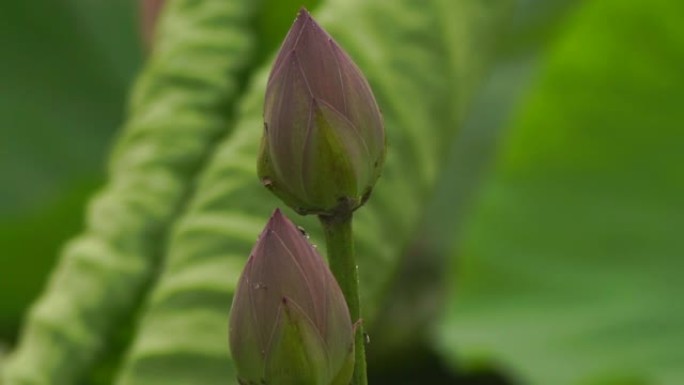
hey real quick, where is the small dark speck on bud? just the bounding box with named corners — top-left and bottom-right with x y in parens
top-left (297, 226), bottom-right (309, 238)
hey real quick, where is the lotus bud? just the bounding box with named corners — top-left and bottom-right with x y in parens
top-left (139, 0), bottom-right (165, 51)
top-left (229, 209), bottom-right (354, 385)
top-left (258, 8), bottom-right (386, 216)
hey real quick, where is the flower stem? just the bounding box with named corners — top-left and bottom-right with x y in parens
top-left (319, 212), bottom-right (368, 385)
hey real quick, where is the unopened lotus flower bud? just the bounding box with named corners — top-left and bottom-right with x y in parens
top-left (139, 0), bottom-right (166, 50)
top-left (229, 209), bottom-right (354, 385)
top-left (258, 8), bottom-right (385, 216)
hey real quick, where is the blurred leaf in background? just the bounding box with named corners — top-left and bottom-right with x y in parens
top-left (437, 0), bottom-right (684, 384)
top-left (368, 0), bottom-right (582, 376)
top-left (0, 0), bottom-right (140, 343)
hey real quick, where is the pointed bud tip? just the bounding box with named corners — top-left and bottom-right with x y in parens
top-left (297, 7), bottom-right (311, 18)
top-left (292, 7), bottom-right (314, 32)
top-left (267, 208), bottom-right (289, 230)
top-left (271, 207), bottom-right (283, 218)
top-left (293, 7), bottom-right (325, 36)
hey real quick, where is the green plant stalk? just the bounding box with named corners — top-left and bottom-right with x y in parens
top-left (319, 212), bottom-right (367, 385)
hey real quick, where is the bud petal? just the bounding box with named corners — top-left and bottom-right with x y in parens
top-left (264, 298), bottom-right (328, 385)
top-left (259, 8), bottom-right (385, 215)
top-left (229, 209), bottom-right (354, 385)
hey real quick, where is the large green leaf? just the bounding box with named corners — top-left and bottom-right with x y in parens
top-left (1, 1), bottom-right (260, 383)
top-left (369, 0), bottom-right (583, 372)
top-left (437, 0), bottom-right (684, 384)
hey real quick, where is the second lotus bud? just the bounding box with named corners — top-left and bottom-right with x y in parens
top-left (229, 209), bottom-right (355, 385)
top-left (258, 9), bottom-right (386, 216)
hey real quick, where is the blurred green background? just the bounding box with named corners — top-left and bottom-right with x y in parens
top-left (1, 0), bottom-right (682, 384)
top-left (0, 0), bottom-right (140, 343)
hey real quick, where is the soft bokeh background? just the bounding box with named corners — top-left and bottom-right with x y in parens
top-left (1, 0), bottom-right (682, 384)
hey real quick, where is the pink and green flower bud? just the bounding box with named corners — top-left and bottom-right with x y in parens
top-left (258, 8), bottom-right (386, 216)
top-left (139, 0), bottom-right (165, 51)
top-left (229, 209), bottom-right (354, 385)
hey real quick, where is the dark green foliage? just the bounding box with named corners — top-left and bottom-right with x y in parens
top-left (438, 0), bottom-right (684, 384)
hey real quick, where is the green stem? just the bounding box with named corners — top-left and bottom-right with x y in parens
top-left (319, 212), bottom-right (368, 385)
